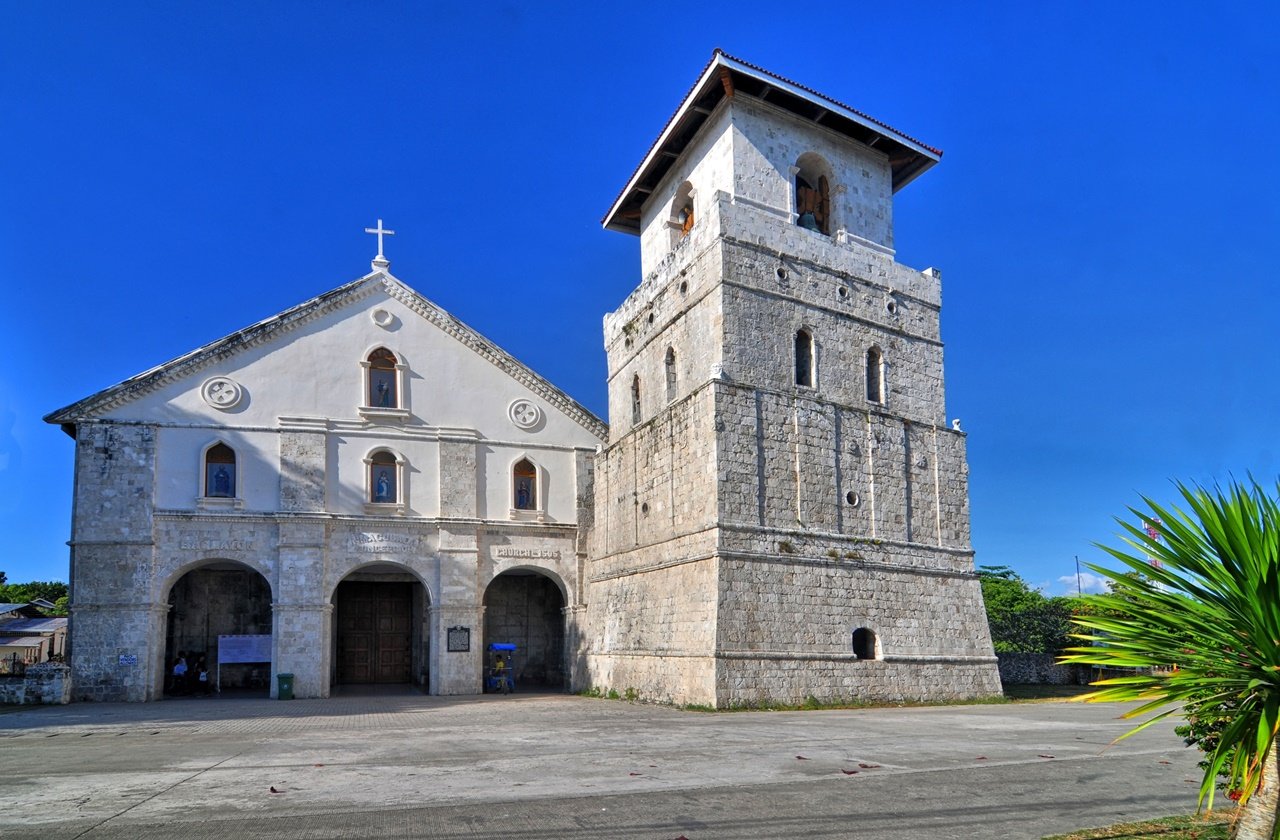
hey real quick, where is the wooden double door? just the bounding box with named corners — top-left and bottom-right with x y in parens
top-left (335, 581), bottom-right (412, 684)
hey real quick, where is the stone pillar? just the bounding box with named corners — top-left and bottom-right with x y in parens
top-left (68, 423), bottom-right (159, 702)
top-left (430, 605), bottom-right (484, 695)
top-left (274, 518), bottom-right (328, 698)
top-left (272, 604), bottom-right (332, 699)
top-left (563, 604), bottom-right (588, 693)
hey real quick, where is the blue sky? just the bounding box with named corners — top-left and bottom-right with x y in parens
top-left (2, 3), bottom-right (1277, 594)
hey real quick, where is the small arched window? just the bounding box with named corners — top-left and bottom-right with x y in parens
top-left (204, 443), bottom-right (236, 498)
top-left (367, 348), bottom-right (398, 408)
top-left (631, 375), bottom-right (642, 424)
top-left (795, 330), bottom-right (814, 387)
top-left (368, 450), bottom-right (398, 504)
top-left (852, 627), bottom-right (877, 660)
top-left (664, 347), bottom-right (677, 403)
top-left (669, 181), bottom-right (696, 246)
top-left (866, 347), bottom-right (884, 404)
top-left (794, 153), bottom-right (833, 235)
top-left (513, 458), bottom-right (537, 511)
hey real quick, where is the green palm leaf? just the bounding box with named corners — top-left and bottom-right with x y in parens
top-left (1059, 479), bottom-right (1280, 837)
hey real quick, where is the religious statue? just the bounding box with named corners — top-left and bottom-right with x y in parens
top-left (212, 466), bottom-right (232, 497)
top-left (375, 470), bottom-right (391, 502)
top-left (376, 379), bottom-right (391, 407)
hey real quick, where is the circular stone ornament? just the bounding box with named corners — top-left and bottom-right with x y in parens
top-left (371, 308), bottom-right (395, 327)
top-left (201, 377), bottom-right (244, 410)
top-left (508, 399), bottom-right (542, 430)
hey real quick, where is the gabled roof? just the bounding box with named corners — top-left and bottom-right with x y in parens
top-left (0, 604), bottom-right (45, 620)
top-left (604, 49), bottom-right (942, 235)
top-left (44, 270), bottom-right (608, 440)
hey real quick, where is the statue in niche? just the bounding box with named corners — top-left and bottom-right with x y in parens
top-left (795, 174), bottom-right (830, 234)
top-left (375, 470), bottom-right (392, 502)
top-left (212, 466), bottom-right (232, 497)
top-left (375, 378), bottom-right (391, 407)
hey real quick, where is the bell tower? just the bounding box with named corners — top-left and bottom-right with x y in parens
top-left (585, 51), bottom-right (1000, 707)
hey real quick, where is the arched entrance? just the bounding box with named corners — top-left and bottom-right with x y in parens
top-left (331, 564), bottom-right (430, 690)
top-left (165, 561), bottom-right (273, 697)
top-left (482, 569), bottom-right (567, 690)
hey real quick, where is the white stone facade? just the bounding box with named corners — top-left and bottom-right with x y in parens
top-left (48, 51), bottom-right (998, 706)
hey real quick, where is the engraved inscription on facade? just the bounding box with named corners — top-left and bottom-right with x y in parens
top-left (349, 532), bottom-right (424, 554)
top-left (494, 547), bottom-right (561, 559)
top-left (180, 531), bottom-right (256, 552)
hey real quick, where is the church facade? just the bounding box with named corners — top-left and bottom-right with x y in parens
top-left (47, 51), bottom-right (1000, 705)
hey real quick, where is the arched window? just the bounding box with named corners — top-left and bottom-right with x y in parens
top-left (795, 330), bottom-right (814, 387)
top-left (866, 347), bottom-right (884, 404)
top-left (512, 458), bottom-right (537, 511)
top-left (204, 443), bottom-right (236, 498)
top-left (668, 181), bottom-right (696, 247)
top-left (366, 348), bottom-right (399, 408)
top-left (368, 450), bottom-right (398, 504)
top-left (852, 627), bottom-right (878, 660)
top-left (631, 375), bottom-right (642, 424)
top-left (794, 153), bottom-right (833, 235)
top-left (664, 347), bottom-right (677, 403)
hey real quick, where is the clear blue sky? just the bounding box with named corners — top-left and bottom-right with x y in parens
top-left (2, 3), bottom-right (1277, 594)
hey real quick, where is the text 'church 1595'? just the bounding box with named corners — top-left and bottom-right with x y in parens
top-left (45, 51), bottom-right (1001, 706)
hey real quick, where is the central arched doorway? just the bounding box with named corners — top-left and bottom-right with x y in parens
top-left (482, 569), bottom-right (567, 691)
top-left (165, 560), bottom-right (273, 697)
top-left (331, 564), bottom-right (430, 690)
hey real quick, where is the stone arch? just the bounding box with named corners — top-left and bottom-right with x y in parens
top-left (667, 180), bottom-right (696, 247)
top-left (162, 558), bottom-right (274, 697)
top-left (851, 626), bottom-right (879, 660)
top-left (329, 560), bottom-right (433, 690)
top-left (481, 566), bottom-right (569, 690)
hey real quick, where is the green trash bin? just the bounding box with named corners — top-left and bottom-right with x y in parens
top-left (277, 673), bottom-right (294, 700)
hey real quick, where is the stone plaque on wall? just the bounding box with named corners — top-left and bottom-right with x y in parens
top-left (447, 626), bottom-right (470, 653)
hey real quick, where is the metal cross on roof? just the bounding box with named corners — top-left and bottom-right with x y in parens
top-left (364, 218), bottom-right (395, 261)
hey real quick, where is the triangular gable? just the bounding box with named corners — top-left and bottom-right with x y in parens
top-left (45, 270), bottom-right (608, 441)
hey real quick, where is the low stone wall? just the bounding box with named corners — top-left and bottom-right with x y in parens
top-left (996, 653), bottom-right (1091, 686)
top-left (0, 662), bottom-right (73, 705)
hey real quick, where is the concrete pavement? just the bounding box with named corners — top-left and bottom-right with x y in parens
top-left (0, 691), bottom-right (1209, 839)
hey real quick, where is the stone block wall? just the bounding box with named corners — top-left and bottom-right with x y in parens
top-left (0, 664), bottom-right (72, 705)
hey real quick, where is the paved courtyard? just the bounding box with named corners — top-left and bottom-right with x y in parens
top-left (0, 691), bottom-right (1206, 839)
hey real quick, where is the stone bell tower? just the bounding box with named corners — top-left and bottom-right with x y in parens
top-left (584, 51), bottom-right (1000, 707)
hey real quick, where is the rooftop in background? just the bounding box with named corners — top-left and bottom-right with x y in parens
top-left (603, 49), bottom-right (942, 235)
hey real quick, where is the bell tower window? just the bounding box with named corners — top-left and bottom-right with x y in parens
top-left (795, 330), bottom-right (814, 388)
top-left (866, 347), bottom-right (885, 404)
top-left (631, 375), bottom-right (642, 424)
top-left (794, 153), bottom-right (834, 236)
top-left (665, 347), bottom-right (677, 403)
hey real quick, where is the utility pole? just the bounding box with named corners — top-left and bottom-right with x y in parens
top-left (1075, 555), bottom-right (1082, 596)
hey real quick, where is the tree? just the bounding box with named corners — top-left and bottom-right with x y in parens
top-left (0, 580), bottom-right (69, 615)
top-left (978, 565), bottom-right (1075, 654)
top-left (1060, 480), bottom-right (1280, 840)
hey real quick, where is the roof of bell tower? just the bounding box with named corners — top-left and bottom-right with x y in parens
top-left (603, 49), bottom-right (942, 235)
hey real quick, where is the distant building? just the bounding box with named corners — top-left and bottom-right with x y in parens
top-left (46, 51), bottom-right (999, 705)
top-left (0, 604), bottom-right (68, 672)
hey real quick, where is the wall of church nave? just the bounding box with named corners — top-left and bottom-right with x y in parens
top-left (715, 554), bottom-right (997, 662)
top-left (715, 659), bottom-right (1002, 708)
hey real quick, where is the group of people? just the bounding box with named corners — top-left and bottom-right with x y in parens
top-left (168, 651), bottom-right (213, 696)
